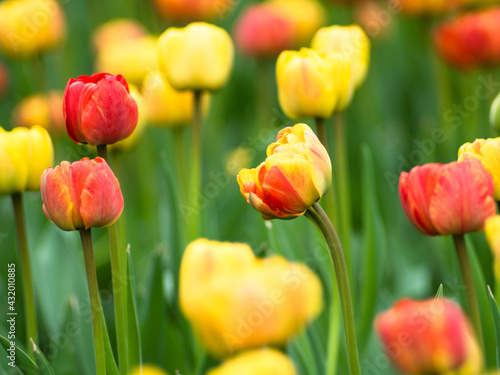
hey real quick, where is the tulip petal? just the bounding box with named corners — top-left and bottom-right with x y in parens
top-left (63, 79), bottom-right (87, 143)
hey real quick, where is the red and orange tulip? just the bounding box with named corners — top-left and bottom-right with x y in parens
top-left (152, 0), bottom-right (235, 22)
top-left (399, 159), bottom-right (495, 236)
top-left (375, 298), bottom-right (483, 374)
top-left (41, 157), bottom-right (124, 231)
top-left (237, 123), bottom-right (331, 219)
top-left (63, 73), bottom-right (138, 145)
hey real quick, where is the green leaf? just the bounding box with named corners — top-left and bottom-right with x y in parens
top-left (487, 286), bottom-right (500, 369)
top-left (434, 283), bottom-right (444, 300)
top-left (101, 307), bottom-right (120, 375)
top-left (31, 339), bottom-right (55, 375)
top-left (0, 334), bottom-right (37, 374)
top-left (126, 245), bottom-right (142, 369)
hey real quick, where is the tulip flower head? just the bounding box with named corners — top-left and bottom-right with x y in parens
top-left (458, 138), bottom-right (500, 200)
top-left (63, 73), bottom-right (138, 146)
top-left (399, 159), bottom-right (495, 236)
top-left (0, 126), bottom-right (53, 195)
top-left (91, 19), bottom-right (147, 52)
top-left (152, 0), bottom-right (235, 22)
top-left (276, 48), bottom-right (354, 120)
top-left (492, 91), bottom-right (500, 133)
top-left (375, 298), bottom-right (483, 374)
top-left (180, 239), bottom-right (323, 357)
top-left (311, 24), bottom-right (370, 87)
top-left (13, 91), bottom-right (65, 135)
top-left (158, 22), bottom-right (234, 92)
top-left (41, 157), bottom-right (124, 231)
top-left (485, 215), bottom-right (500, 280)
top-left (238, 123), bottom-right (331, 220)
top-left (207, 348), bottom-right (297, 375)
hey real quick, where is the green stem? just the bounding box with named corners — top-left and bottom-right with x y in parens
top-left (11, 193), bottom-right (37, 359)
top-left (188, 90), bottom-right (203, 240)
top-left (452, 234), bottom-right (484, 353)
top-left (172, 127), bottom-right (187, 202)
top-left (79, 229), bottom-right (106, 375)
top-left (315, 117), bottom-right (338, 228)
top-left (97, 144), bottom-right (129, 374)
top-left (333, 115), bottom-right (352, 288)
top-left (326, 286), bottom-right (341, 375)
top-left (305, 202), bottom-right (360, 375)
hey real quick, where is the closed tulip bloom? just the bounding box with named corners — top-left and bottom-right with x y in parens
top-left (95, 36), bottom-right (158, 86)
top-left (485, 216), bottom-right (500, 280)
top-left (0, 126), bottom-right (53, 195)
top-left (13, 91), bottom-right (65, 135)
top-left (492, 91), bottom-right (500, 133)
top-left (152, 0), bottom-right (235, 22)
top-left (207, 349), bottom-right (297, 375)
top-left (0, 0), bottom-right (66, 58)
top-left (91, 19), bottom-right (147, 52)
top-left (158, 22), bottom-right (234, 92)
top-left (142, 71), bottom-right (209, 127)
top-left (41, 157), bottom-right (123, 231)
top-left (63, 73), bottom-right (138, 145)
top-left (399, 159), bottom-right (495, 236)
top-left (233, 4), bottom-right (295, 57)
top-left (458, 138), bottom-right (500, 200)
top-left (180, 239), bottom-right (323, 357)
top-left (237, 123), bottom-right (331, 219)
top-left (311, 25), bottom-right (370, 87)
top-left (375, 298), bottom-right (483, 374)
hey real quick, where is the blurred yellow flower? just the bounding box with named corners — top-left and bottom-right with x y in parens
top-left (12, 91), bottom-right (64, 135)
top-left (180, 238), bottom-right (323, 357)
top-left (142, 70), bottom-right (210, 127)
top-left (158, 22), bottom-right (234, 91)
top-left (206, 348), bottom-right (297, 375)
top-left (129, 364), bottom-right (168, 375)
top-left (0, 125), bottom-right (53, 195)
top-left (0, 0), bottom-right (66, 58)
top-left (276, 48), bottom-right (353, 119)
top-left (458, 138), bottom-right (500, 200)
top-left (92, 18), bottom-right (147, 51)
top-left (95, 35), bottom-right (158, 86)
top-left (486, 216), bottom-right (500, 280)
top-left (225, 147), bottom-right (254, 176)
top-left (311, 24), bottom-right (370, 87)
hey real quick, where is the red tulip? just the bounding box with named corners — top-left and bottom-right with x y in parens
top-left (41, 157), bottom-right (124, 231)
top-left (375, 298), bottom-right (483, 374)
top-left (399, 159), bottom-right (495, 236)
top-left (233, 4), bottom-right (295, 57)
top-left (63, 73), bottom-right (138, 145)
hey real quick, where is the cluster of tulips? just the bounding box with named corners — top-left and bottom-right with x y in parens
top-left (2, 0), bottom-right (500, 374)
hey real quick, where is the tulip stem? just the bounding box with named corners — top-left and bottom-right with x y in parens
top-left (452, 234), bottom-right (484, 354)
top-left (11, 193), bottom-right (37, 359)
top-left (188, 90), bottom-right (203, 240)
top-left (97, 144), bottom-right (130, 374)
top-left (305, 202), bottom-right (360, 375)
top-left (79, 228), bottom-right (106, 375)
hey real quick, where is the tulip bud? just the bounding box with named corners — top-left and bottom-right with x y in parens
top-left (129, 364), bottom-right (168, 375)
top-left (180, 239), bottom-right (323, 357)
top-left (157, 22), bottom-right (234, 92)
top-left (233, 4), bottom-right (295, 57)
top-left (152, 0), bottom-right (235, 22)
top-left (95, 36), bottom-right (158, 86)
top-left (238, 123), bottom-right (331, 219)
top-left (13, 91), bottom-right (65, 135)
top-left (0, 0), bottom-right (66, 58)
top-left (63, 73), bottom-right (138, 146)
top-left (91, 19), bottom-right (147, 52)
top-left (485, 215), bottom-right (500, 280)
top-left (41, 157), bottom-right (124, 231)
top-left (458, 138), bottom-right (500, 200)
top-left (206, 349), bottom-right (297, 375)
top-left (142, 70), bottom-right (210, 127)
top-left (311, 24), bottom-right (370, 87)
top-left (375, 298), bottom-right (483, 374)
top-left (399, 159), bottom-right (495, 236)
top-left (492, 91), bottom-right (500, 133)
top-left (0, 126), bottom-right (53, 195)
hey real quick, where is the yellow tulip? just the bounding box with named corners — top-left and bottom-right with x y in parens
top-left (266, 0), bottom-right (325, 46)
top-left (0, 0), bottom-right (66, 58)
top-left (129, 364), bottom-right (168, 375)
top-left (157, 22), bottom-right (234, 91)
top-left (458, 138), bottom-right (500, 200)
top-left (486, 216), bottom-right (500, 280)
top-left (95, 35), bottom-right (158, 86)
top-left (180, 239), bottom-right (323, 357)
top-left (277, 47), bottom-right (354, 120)
top-left (311, 24), bottom-right (371, 87)
top-left (142, 70), bottom-right (210, 127)
top-left (206, 348), bottom-right (297, 375)
top-left (0, 125), bottom-right (53, 195)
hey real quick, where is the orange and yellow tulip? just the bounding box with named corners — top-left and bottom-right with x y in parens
top-left (13, 91), bottom-right (65, 135)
